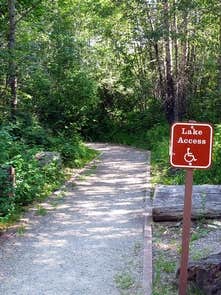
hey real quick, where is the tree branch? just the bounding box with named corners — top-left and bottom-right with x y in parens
top-left (15, 0), bottom-right (42, 25)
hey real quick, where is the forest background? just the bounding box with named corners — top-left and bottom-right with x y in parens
top-left (0, 0), bottom-right (221, 222)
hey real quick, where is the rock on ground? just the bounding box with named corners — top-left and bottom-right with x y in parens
top-left (35, 151), bottom-right (62, 167)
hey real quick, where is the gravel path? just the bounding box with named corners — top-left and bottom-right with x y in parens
top-left (0, 143), bottom-right (149, 295)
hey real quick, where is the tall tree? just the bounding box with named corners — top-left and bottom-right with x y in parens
top-left (163, 0), bottom-right (175, 123)
top-left (8, 0), bottom-right (17, 120)
top-left (218, 0), bottom-right (221, 94)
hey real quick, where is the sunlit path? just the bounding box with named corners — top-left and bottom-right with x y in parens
top-left (0, 144), bottom-right (149, 295)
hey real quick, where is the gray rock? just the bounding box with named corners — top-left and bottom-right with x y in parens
top-left (35, 151), bottom-right (62, 167)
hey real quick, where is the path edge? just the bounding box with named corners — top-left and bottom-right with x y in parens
top-left (143, 151), bottom-right (153, 295)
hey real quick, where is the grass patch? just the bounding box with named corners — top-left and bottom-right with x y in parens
top-left (16, 225), bottom-right (26, 235)
top-left (153, 220), bottom-right (220, 295)
top-left (77, 175), bottom-right (87, 181)
top-left (115, 272), bottom-right (135, 290)
top-left (153, 283), bottom-right (177, 295)
top-left (190, 224), bottom-right (210, 243)
top-left (50, 200), bottom-right (60, 208)
top-left (83, 165), bottom-right (97, 176)
top-left (36, 205), bottom-right (47, 216)
top-left (155, 255), bottom-right (177, 273)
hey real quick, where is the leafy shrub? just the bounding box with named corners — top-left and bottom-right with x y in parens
top-left (49, 134), bottom-right (98, 167)
top-left (0, 166), bottom-right (15, 217)
top-left (12, 149), bottom-right (64, 208)
top-left (194, 124), bottom-right (221, 184)
top-left (9, 117), bottom-right (51, 147)
top-left (0, 125), bottom-right (96, 221)
top-left (0, 128), bottom-right (14, 165)
top-left (0, 141), bottom-right (64, 219)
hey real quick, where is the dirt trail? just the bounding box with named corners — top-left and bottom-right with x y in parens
top-left (0, 143), bottom-right (150, 295)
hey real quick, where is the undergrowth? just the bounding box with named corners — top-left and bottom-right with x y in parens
top-left (0, 121), bottom-right (97, 229)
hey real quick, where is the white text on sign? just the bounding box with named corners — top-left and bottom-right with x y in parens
top-left (177, 126), bottom-right (206, 145)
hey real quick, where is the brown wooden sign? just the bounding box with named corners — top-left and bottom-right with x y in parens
top-left (170, 122), bottom-right (213, 169)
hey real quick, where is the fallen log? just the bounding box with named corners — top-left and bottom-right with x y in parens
top-left (153, 185), bottom-right (221, 221)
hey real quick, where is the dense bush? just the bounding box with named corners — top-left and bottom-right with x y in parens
top-left (13, 150), bottom-right (64, 207)
top-left (49, 134), bottom-right (97, 167)
top-left (0, 124), bottom-right (96, 221)
top-left (0, 166), bottom-right (15, 217)
top-left (194, 124), bottom-right (221, 184)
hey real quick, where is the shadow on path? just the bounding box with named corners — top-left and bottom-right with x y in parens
top-left (0, 143), bottom-right (149, 295)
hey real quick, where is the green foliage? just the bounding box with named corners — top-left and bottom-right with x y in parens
top-left (10, 116), bottom-right (51, 147)
top-left (49, 134), bottom-right (98, 167)
top-left (0, 166), bottom-right (15, 217)
top-left (35, 205), bottom-right (47, 216)
top-left (193, 124), bottom-right (221, 184)
top-left (155, 254), bottom-right (176, 274)
top-left (16, 225), bottom-right (26, 235)
top-left (114, 272), bottom-right (134, 290)
top-left (84, 98), bottom-right (166, 146)
top-left (13, 151), bottom-right (63, 207)
top-left (0, 125), bottom-right (97, 222)
top-left (0, 128), bottom-right (15, 164)
top-left (1, 0), bottom-right (221, 223)
top-left (153, 253), bottom-right (177, 295)
top-left (32, 69), bottom-right (99, 131)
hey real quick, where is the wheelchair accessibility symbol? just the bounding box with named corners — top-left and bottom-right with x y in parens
top-left (170, 122), bottom-right (213, 169)
top-left (184, 148), bottom-right (197, 166)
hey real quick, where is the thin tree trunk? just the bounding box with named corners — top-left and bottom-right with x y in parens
top-left (163, 0), bottom-right (175, 124)
top-left (218, 4), bottom-right (221, 95)
top-left (173, 0), bottom-right (178, 79)
top-left (8, 0), bottom-right (17, 121)
top-left (187, 44), bottom-right (196, 100)
top-left (178, 10), bottom-right (188, 120)
top-left (145, 6), bottom-right (165, 102)
top-left (172, 0), bottom-right (179, 121)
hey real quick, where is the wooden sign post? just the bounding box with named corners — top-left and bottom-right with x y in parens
top-left (170, 122), bottom-right (213, 295)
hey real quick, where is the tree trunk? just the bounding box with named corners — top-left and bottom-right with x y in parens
top-left (145, 5), bottom-right (165, 103)
top-left (178, 10), bottom-right (188, 120)
top-left (163, 0), bottom-right (175, 124)
top-left (172, 0), bottom-right (179, 122)
top-left (218, 3), bottom-right (221, 96)
top-left (8, 0), bottom-right (17, 121)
